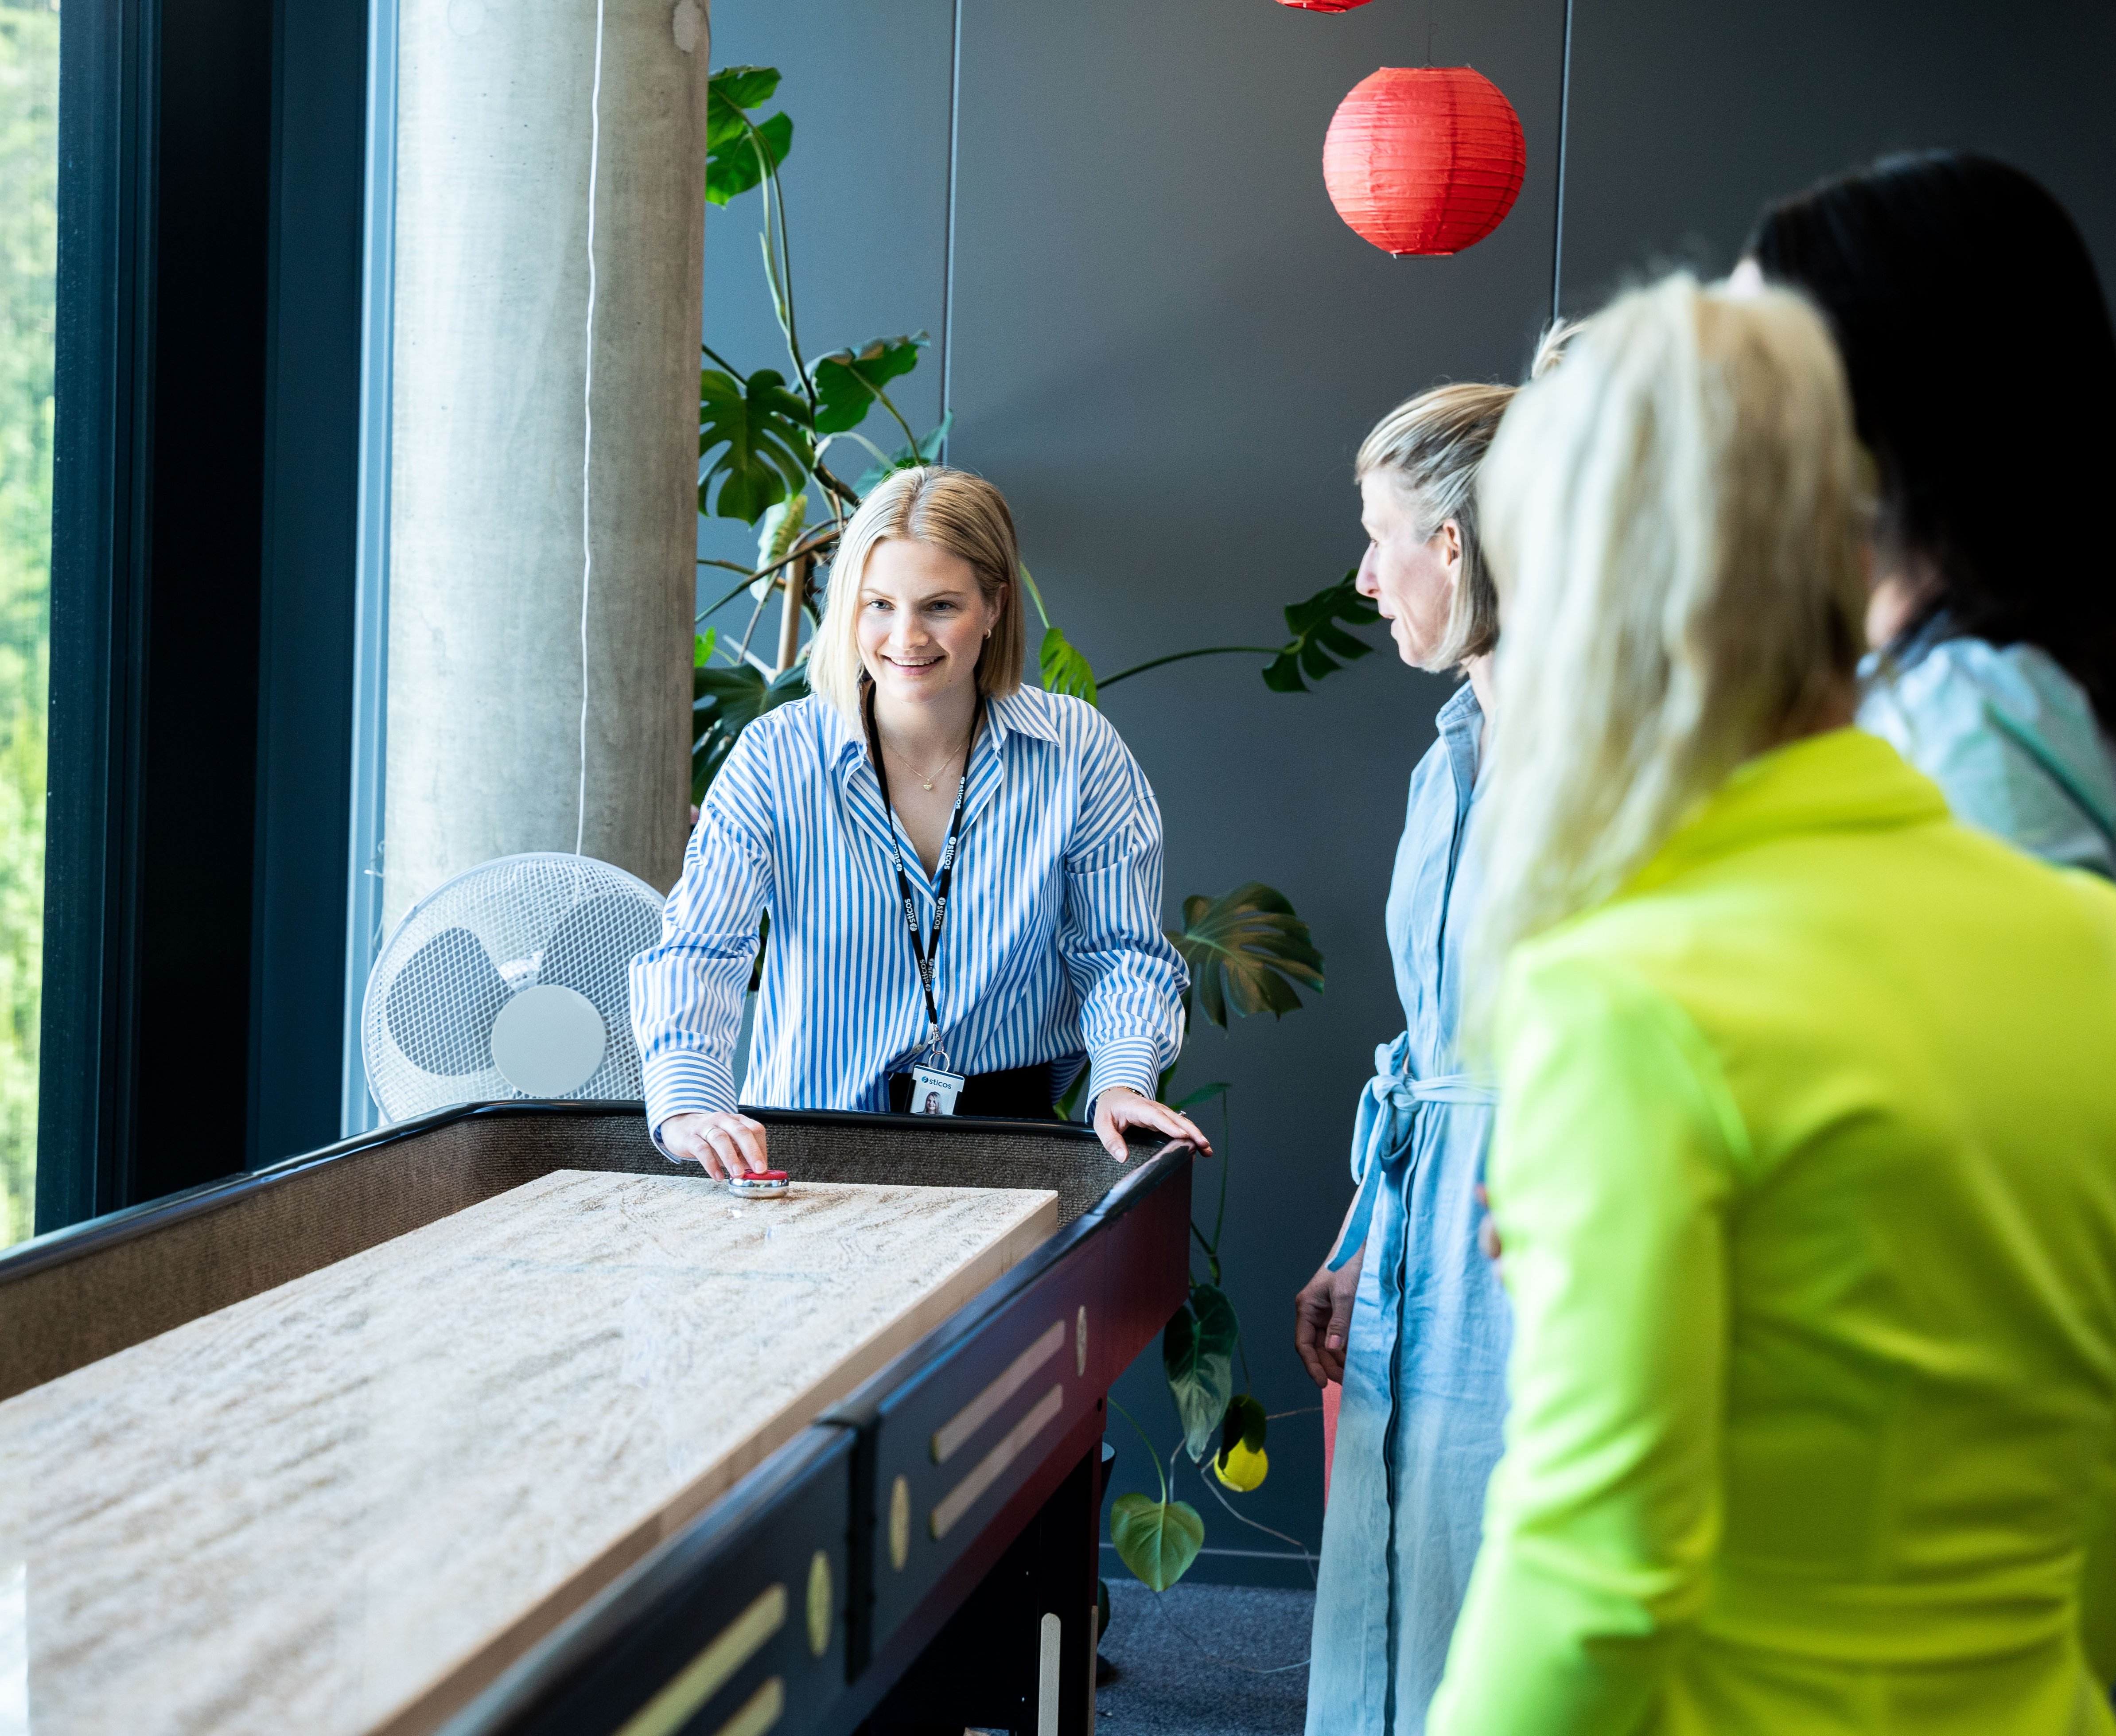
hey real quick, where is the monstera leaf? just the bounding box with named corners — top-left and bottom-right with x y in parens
top-left (1039, 627), bottom-right (1098, 705)
top-left (810, 332), bottom-right (929, 435)
top-left (1109, 1493), bottom-right (1204, 1592)
top-left (706, 66), bottom-right (793, 205)
top-left (700, 367), bottom-right (814, 523)
top-left (1169, 883), bottom-right (1325, 1028)
top-left (1261, 571), bottom-right (1383, 693)
top-left (693, 662), bottom-right (809, 802)
top-left (1163, 1281), bottom-right (1239, 1462)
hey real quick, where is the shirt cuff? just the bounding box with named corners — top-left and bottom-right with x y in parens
top-left (1084, 1036), bottom-right (1163, 1121)
top-left (642, 1055), bottom-right (740, 1159)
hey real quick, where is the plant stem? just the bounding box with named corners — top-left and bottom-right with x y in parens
top-left (1189, 1219), bottom-right (1220, 1287)
top-left (1202, 1474), bottom-right (1317, 1580)
top-left (735, 583), bottom-right (774, 663)
top-left (1109, 1398), bottom-right (1168, 1505)
top-left (697, 575), bottom-right (757, 624)
top-left (1098, 646), bottom-right (1281, 690)
top-left (740, 114), bottom-right (816, 424)
top-left (698, 522), bottom-right (847, 626)
top-left (1017, 562), bottom-right (1055, 632)
top-left (871, 385), bottom-right (922, 454)
top-left (701, 340), bottom-right (744, 377)
top-left (698, 557), bottom-right (752, 575)
top-left (811, 457), bottom-right (864, 511)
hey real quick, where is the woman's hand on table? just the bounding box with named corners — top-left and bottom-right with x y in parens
top-left (1091, 1086), bottom-right (1213, 1162)
top-left (1295, 1245), bottom-right (1363, 1387)
top-left (661, 1111), bottom-right (770, 1180)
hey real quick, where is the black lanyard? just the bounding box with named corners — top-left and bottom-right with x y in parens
top-left (864, 688), bottom-right (981, 1062)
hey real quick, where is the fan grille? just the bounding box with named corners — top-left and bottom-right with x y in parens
top-left (362, 853), bottom-right (665, 1121)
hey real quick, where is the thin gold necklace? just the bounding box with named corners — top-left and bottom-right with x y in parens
top-left (883, 733), bottom-right (969, 792)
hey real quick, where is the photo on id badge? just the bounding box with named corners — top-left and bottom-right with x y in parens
top-left (912, 1064), bottom-right (963, 1116)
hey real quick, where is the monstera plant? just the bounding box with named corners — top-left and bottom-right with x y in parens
top-left (696, 63), bottom-right (1375, 1592)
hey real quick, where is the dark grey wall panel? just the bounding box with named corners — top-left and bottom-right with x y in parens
top-left (1560, 0), bottom-right (2116, 311)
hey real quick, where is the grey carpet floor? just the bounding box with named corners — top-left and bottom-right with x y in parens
top-left (1092, 1581), bottom-right (1313, 1735)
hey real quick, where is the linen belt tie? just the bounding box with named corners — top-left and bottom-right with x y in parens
top-left (1327, 1034), bottom-right (1497, 1272)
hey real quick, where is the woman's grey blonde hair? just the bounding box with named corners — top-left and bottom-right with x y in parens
top-left (1355, 382), bottom-right (1516, 670)
top-left (805, 466), bottom-right (1026, 720)
top-left (1468, 274), bottom-right (1867, 1020)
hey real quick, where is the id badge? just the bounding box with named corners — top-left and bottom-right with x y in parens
top-left (910, 1063), bottom-right (965, 1116)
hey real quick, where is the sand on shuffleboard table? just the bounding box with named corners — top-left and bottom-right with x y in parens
top-left (0, 1168), bottom-right (1058, 1736)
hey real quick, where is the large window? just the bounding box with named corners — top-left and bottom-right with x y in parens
top-left (0, 0), bottom-right (56, 1247)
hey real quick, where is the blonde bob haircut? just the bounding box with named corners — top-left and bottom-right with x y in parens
top-left (1468, 274), bottom-right (1866, 1010)
top-left (805, 465), bottom-right (1026, 721)
top-left (1355, 381), bottom-right (1516, 671)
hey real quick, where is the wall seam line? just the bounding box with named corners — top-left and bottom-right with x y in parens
top-left (1549, 0), bottom-right (1575, 324)
top-left (939, 0), bottom-right (963, 454)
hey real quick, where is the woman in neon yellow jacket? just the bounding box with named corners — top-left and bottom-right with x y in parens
top-left (1427, 273), bottom-right (2116, 1734)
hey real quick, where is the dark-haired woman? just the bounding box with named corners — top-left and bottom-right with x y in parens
top-left (1743, 151), bottom-right (2116, 873)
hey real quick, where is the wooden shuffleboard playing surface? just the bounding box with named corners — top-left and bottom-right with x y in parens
top-left (0, 1168), bottom-right (1058, 1736)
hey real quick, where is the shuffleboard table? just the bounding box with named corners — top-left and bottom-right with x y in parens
top-left (0, 1101), bottom-right (1194, 1736)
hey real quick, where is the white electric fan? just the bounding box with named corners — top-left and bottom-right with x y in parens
top-left (361, 852), bottom-right (665, 1121)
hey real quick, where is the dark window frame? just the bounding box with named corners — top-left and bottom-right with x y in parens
top-left (38, 0), bottom-right (368, 1233)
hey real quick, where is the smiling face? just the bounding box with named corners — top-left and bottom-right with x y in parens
top-left (1355, 473), bottom-right (1462, 670)
top-left (856, 537), bottom-right (1005, 716)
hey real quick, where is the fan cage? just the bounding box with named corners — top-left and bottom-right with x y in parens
top-left (362, 852), bottom-right (666, 1123)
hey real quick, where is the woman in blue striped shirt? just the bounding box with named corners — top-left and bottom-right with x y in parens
top-left (629, 466), bottom-right (1210, 1178)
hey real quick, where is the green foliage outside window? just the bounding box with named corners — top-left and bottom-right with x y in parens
top-left (0, 0), bottom-right (57, 1248)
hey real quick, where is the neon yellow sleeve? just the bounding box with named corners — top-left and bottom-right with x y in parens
top-left (1427, 952), bottom-right (1741, 1734)
top-left (2079, 1454), bottom-right (2116, 1686)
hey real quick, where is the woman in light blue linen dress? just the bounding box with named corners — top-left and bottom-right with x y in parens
top-left (1295, 381), bottom-right (1514, 1735)
top-left (1746, 152), bottom-right (2116, 873)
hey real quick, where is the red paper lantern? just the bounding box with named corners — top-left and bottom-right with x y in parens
top-left (1322, 66), bottom-right (1526, 257)
top-left (1276, 1), bottom-right (1377, 11)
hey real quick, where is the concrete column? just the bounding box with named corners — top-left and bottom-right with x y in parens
top-left (382, 0), bottom-right (707, 932)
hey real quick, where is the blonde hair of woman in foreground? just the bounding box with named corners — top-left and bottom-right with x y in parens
top-left (1426, 275), bottom-right (2116, 1734)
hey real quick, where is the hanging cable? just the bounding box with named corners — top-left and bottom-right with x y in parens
top-left (1550, 0), bottom-right (1575, 326)
top-left (577, 0), bottom-right (607, 856)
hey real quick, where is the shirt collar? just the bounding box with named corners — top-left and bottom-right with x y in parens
top-left (1626, 727), bottom-right (1950, 896)
top-left (1434, 680), bottom-right (1484, 798)
top-left (829, 682), bottom-right (1059, 767)
top-left (984, 685), bottom-right (1062, 746)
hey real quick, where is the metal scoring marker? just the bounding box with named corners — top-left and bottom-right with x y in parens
top-left (930, 1320), bottom-right (1066, 1465)
top-left (805, 1551), bottom-right (831, 1658)
top-left (615, 1583), bottom-right (785, 1736)
top-left (930, 1386), bottom-right (1066, 1541)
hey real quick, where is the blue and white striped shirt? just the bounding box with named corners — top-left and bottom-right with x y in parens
top-left (629, 685), bottom-right (1188, 1146)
